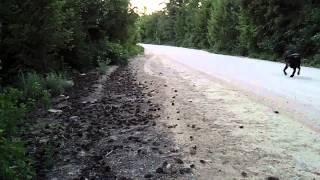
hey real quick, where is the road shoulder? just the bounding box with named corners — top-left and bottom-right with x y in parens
top-left (132, 54), bottom-right (320, 179)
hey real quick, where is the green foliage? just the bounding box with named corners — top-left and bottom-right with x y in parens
top-left (307, 54), bottom-right (320, 67)
top-left (21, 72), bottom-right (46, 100)
top-left (208, 0), bottom-right (240, 53)
top-left (40, 90), bottom-right (52, 109)
top-left (0, 0), bottom-right (139, 81)
top-left (106, 42), bottom-right (130, 65)
top-left (0, 0), bottom-right (140, 178)
top-left (0, 136), bottom-right (35, 180)
top-left (237, 7), bottom-right (256, 55)
top-left (0, 89), bottom-right (26, 136)
top-left (0, 89), bottom-right (35, 180)
top-left (139, 0), bottom-right (320, 66)
top-left (77, 38), bottom-right (141, 70)
top-left (126, 44), bottom-right (145, 57)
top-left (139, 13), bottom-right (170, 44)
top-left (43, 142), bottom-right (55, 169)
top-left (45, 73), bottom-right (73, 95)
top-left (20, 71), bottom-right (72, 106)
top-left (97, 60), bottom-right (111, 74)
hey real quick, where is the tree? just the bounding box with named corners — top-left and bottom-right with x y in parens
top-left (139, 0), bottom-right (320, 66)
top-left (208, 0), bottom-right (240, 53)
top-left (0, 0), bottom-right (140, 82)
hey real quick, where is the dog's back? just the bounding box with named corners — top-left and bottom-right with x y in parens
top-left (283, 52), bottom-right (301, 77)
top-left (285, 53), bottom-right (301, 68)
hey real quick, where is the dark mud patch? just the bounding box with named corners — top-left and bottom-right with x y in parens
top-left (23, 66), bottom-right (193, 179)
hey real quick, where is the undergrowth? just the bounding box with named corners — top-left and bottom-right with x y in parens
top-left (0, 71), bottom-right (73, 179)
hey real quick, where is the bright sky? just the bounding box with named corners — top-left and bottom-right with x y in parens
top-left (130, 0), bottom-right (168, 14)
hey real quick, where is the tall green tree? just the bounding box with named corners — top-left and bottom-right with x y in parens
top-left (208, 0), bottom-right (240, 53)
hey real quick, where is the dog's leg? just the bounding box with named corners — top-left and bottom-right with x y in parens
top-left (298, 66), bottom-right (301, 75)
top-left (283, 64), bottom-right (288, 76)
top-left (290, 68), bottom-right (296, 77)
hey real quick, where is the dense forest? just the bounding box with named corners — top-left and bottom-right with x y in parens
top-left (0, 0), bottom-right (141, 179)
top-left (139, 0), bottom-right (320, 66)
top-left (0, 0), bottom-right (141, 82)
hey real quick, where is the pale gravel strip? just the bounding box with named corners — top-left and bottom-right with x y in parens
top-left (132, 53), bottom-right (320, 180)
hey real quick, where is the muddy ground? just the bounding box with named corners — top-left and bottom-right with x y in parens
top-left (23, 64), bottom-right (194, 179)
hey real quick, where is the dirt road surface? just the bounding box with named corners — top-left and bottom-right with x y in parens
top-left (140, 44), bottom-right (320, 131)
top-left (132, 45), bottom-right (320, 179)
top-left (24, 45), bottom-right (320, 180)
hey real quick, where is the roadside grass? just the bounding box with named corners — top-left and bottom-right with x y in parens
top-left (0, 71), bottom-right (73, 179)
top-left (0, 88), bottom-right (34, 180)
top-left (45, 72), bottom-right (74, 95)
top-left (43, 142), bottom-right (55, 169)
top-left (20, 72), bottom-right (46, 100)
top-left (97, 58), bottom-right (111, 74)
top-left (97, 44), bottom-right (144, 74)
top-left (305, 54), bottom-right (320, 68)
top-left (0, 44), bottom-right (142, 179)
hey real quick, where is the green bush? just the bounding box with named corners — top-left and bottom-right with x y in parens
top-left (95, 40), bottom-right (113, 66)
top-left (126, 45), bottom-right (144, 57)
top-left (97, 42), bottom-right (144, 73)
top-left (43, 142), bottom-right (55, 169)
top-left (19, 72), bottom-right (52, 107)
top-left (0, 135), bottom-right (35, 180)
top-left (0, 0), bottom-right (139, 79)
top-left (65, 39), bottom-right (138, 70)
top-left (45, 73), bottom-right (74, 95)
top-left (101, 42), bottom-right (144, 66)
top-left (106, 42), bottom-right (129, 65)
top-left (77, 42), bottom-right (102, 71)
top-left (97, 59), bottom-right (111, 74)
top-left (78, 39), bottom-right (131, 69)
top-left (20, 71), bottom-right (73, 103)
top-left (0, 88), bottom-right (35, 180)
top-left (0, 88), bottom-right (26, 136)
top-left (306, 54), bottom-right (320, 67)
top-left (20, 72), bottom-right (46, 100)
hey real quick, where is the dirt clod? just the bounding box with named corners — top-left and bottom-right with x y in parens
top-left (241, 171), bottom-right (248, 177)
top-left (168, 124), bottom-right (178, 129)
top-left (144, 173), bottom-right (154, 178)
top-left (267, 177), bottom-right (279, 180)
top-left (179, 168), bottom-right (192, 174)
top-left (156, 167), bottom-right (164, 174)
top-left (174, 158), bottom-right (184, 164)
top-left (200, 160), bottom-right (206, 164)
top-left (190, 145), bottom-right (197, 155)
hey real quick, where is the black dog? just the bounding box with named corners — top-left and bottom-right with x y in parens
top-left (283, 53), bottom-right (301, 77)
